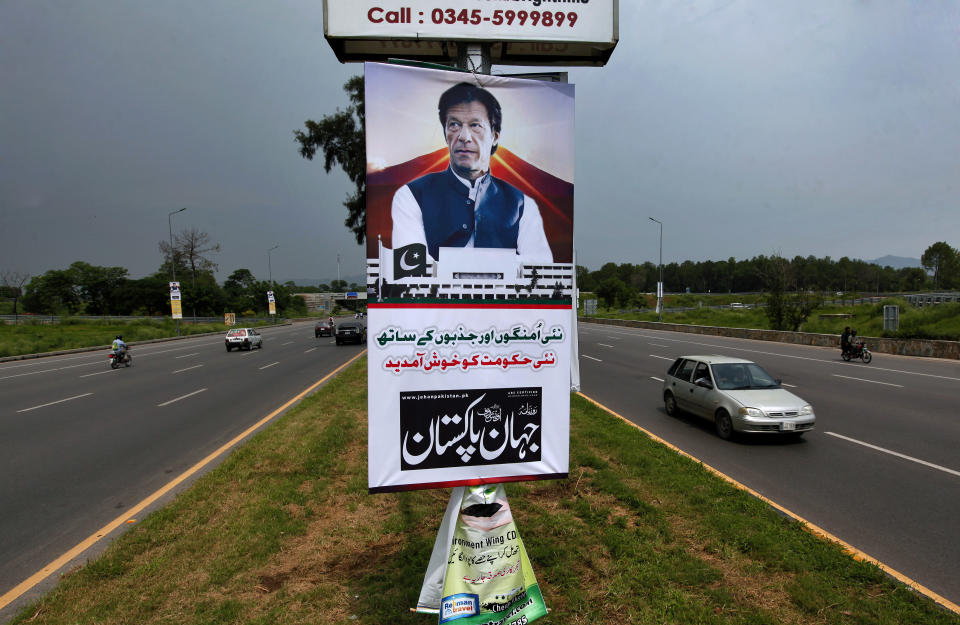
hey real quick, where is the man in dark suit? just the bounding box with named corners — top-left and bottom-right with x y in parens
top-left (391, 82), bottom-right (553, 264)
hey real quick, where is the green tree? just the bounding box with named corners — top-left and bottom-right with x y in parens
top-left (596, 277), bottom-right (630, 309)
top-left (0, 271), bottom-right (29, 315)
top-left (921, 242), bottom-right (958, 289)
top-left (294, 75), bottom-right (366, 244)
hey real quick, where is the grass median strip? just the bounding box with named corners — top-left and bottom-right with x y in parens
top-left (11, 357), bottom-right (959, 624)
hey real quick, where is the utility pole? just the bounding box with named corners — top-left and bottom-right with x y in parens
top-left (168, 207), bottom-right (186, 335)
top-left (649, 217), bottom-right (663, 321)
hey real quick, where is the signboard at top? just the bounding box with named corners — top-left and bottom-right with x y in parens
top-left (323, 0), bottom-right (618, 66)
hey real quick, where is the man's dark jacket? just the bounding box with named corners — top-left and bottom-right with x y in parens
top-left (406, 168), bottom-right (525, 261)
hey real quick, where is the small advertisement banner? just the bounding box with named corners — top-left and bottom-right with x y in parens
top-left (169, 281), bottom-right (182, 319)
top-left (224, 312), bottom-right (236, 326)
top-left (417, 485), bottom-right (547, 624)
top-left (267, 291), bottom-right (276, 316)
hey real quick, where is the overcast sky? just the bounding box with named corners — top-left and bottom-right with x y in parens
top-left (2, 1), bottom-right (958, 283)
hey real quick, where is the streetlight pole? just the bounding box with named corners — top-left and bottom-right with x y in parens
top-left (649, 217), bottom-right (663, 322)
top-left (267, 244), bottom-right (279, 288)
top-left (168, 207), bottom-right (186, 334)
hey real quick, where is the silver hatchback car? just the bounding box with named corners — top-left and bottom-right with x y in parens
top-left (662, 355), bottom-right (814, 439)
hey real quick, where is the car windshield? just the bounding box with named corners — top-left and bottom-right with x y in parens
top-left (711, 363), bottom-right (780, 390)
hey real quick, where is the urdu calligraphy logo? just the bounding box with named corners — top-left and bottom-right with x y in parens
top-left (400, 387), bottom-right (542, 470)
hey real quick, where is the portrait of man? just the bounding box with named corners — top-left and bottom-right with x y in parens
top-left (390, 82), bottom-right (554, 264)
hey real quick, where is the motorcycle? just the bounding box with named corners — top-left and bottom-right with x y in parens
top-left (842, 341), bottom-right (872, 364)
top-left (109, 348), bottom-right (132, 369)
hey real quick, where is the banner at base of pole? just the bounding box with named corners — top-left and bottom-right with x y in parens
top-left (420, 485), bottom-right (547, 625)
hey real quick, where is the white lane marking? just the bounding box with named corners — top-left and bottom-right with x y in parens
top-left (175, 352), bottom-right (200, 359)
top-left (79, 369), bottom-right (118, 378)
top-left (650, 343), bottom-right (669, 348)
top-left (0, 361), bottom-right (100, 381)
top-left (172, 364), bottom-right (204, 374)
top-left (607, 336), bottom-right (618, 340)
top-left (304, 348), bottom-right (317, 354)
top-left (281, 341), bottom-right (294, 346)
top-left (259, 362), bottom-right (280, 370)
top-left (0, 341), bottom-right (224, 377)
top-left (651, 376), bottom-right (665, 382)
top-left (582, 355), bottom-right (603, 362)
top-left (825, 432), bottom-right (960, 478)
top-left (782, 383), bottom-right (797, 388)
top-left (17, 393), bottom-right (93, 413)
top-left (598, 343), bottom-right (615, 348)
top-left (238, 349), bottom-right (259, 356)
top-left (832, 374), bottom-right (903, 388)
top-left (157, 388), bottom-right (207, 407)
top-left (649, 355), bottom-right (674, 361)
top-left (590, 326), bottom-right (960, 382)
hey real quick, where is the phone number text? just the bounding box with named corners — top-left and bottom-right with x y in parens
top-left (369, 7), bottom-right (580, 28)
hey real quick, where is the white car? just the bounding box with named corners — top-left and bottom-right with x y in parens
top-left (662, 355), bottom-right (814, 439)
top-left (225, 327), bottom-right (263, 351)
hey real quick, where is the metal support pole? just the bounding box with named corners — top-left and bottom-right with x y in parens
top-left (649, 217), bottom-right (663, 321)
top-left (168, 207), bottom-right (186, 335)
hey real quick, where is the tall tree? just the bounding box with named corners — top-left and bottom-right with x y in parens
top-left (921, 242), bottom-right (958, 289)
top-left (0, 270), bottom-right (30, 315)
top-left (294, 75), bottom-right (366, 244)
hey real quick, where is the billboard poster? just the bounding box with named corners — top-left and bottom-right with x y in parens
top-left (169, 281), bottom-right (182, 319)
top-left (267, 291), bottom-right (276, 316)
top-left (365, 62), bottom-right (574, 492)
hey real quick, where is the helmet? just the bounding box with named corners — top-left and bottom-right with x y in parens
top-left (116, 335), bottom-right (123, 340)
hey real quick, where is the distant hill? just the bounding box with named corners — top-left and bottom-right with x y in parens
top-left (867, 255), bottom-right (922, 270)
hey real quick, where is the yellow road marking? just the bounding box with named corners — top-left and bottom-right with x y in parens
top-left (0, 350), bottom-right (366, 612)
top-left (576, 391), bottom-right (960, 616)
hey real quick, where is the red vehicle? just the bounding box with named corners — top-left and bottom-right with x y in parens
top-left (315, 320), bottom-right (334, 338)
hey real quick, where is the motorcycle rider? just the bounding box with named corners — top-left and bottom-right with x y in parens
top-left (848, 329), bottom-right (860, 357)
top-left (840, 326), bottom-right (852, 356)
top-left (111, 335), bottom-right (128, 361)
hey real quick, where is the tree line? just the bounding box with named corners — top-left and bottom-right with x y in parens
top-left (580, 242), bottom-right (958, 309)
top-left (3, 229), bottom-right (309, 317)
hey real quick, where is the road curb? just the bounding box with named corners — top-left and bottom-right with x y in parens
top-left (0, 322), bottom-right (293, 363)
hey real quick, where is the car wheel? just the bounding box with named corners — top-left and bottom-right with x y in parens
top-left (664, 393), bottom-right (678, 417)
top-left (226, 345), bottom-right (231, 352)
top-left (259, 342), bottom-right (263, 349)
top-left (715, 409), bottom-right (734, 441)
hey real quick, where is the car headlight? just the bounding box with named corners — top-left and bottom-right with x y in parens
top-left (738, 407), bottom-right (764, 417)
top-left (800, 405), bottom-right (813, 415)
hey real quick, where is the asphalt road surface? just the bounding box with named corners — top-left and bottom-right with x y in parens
top-left (577, 321), bottom-right (960, 608)
top-left (0, 320), bottom-right (364, 619)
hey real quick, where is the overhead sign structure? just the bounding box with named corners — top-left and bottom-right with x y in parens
top-left (365, 62), bottom-right (574, 493)
top-left (169, 282), bottom-right (182, 320)
top-left (323, 0), bottom-right (618, 66)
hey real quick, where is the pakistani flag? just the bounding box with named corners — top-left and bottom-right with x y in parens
top-left (394, 243), bottom-right (428, 279)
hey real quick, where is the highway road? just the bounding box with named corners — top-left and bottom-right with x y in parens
top-left (0, 320), bottom-right (364, 619)
top-left (577, 321), bottom-right (960, 608)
